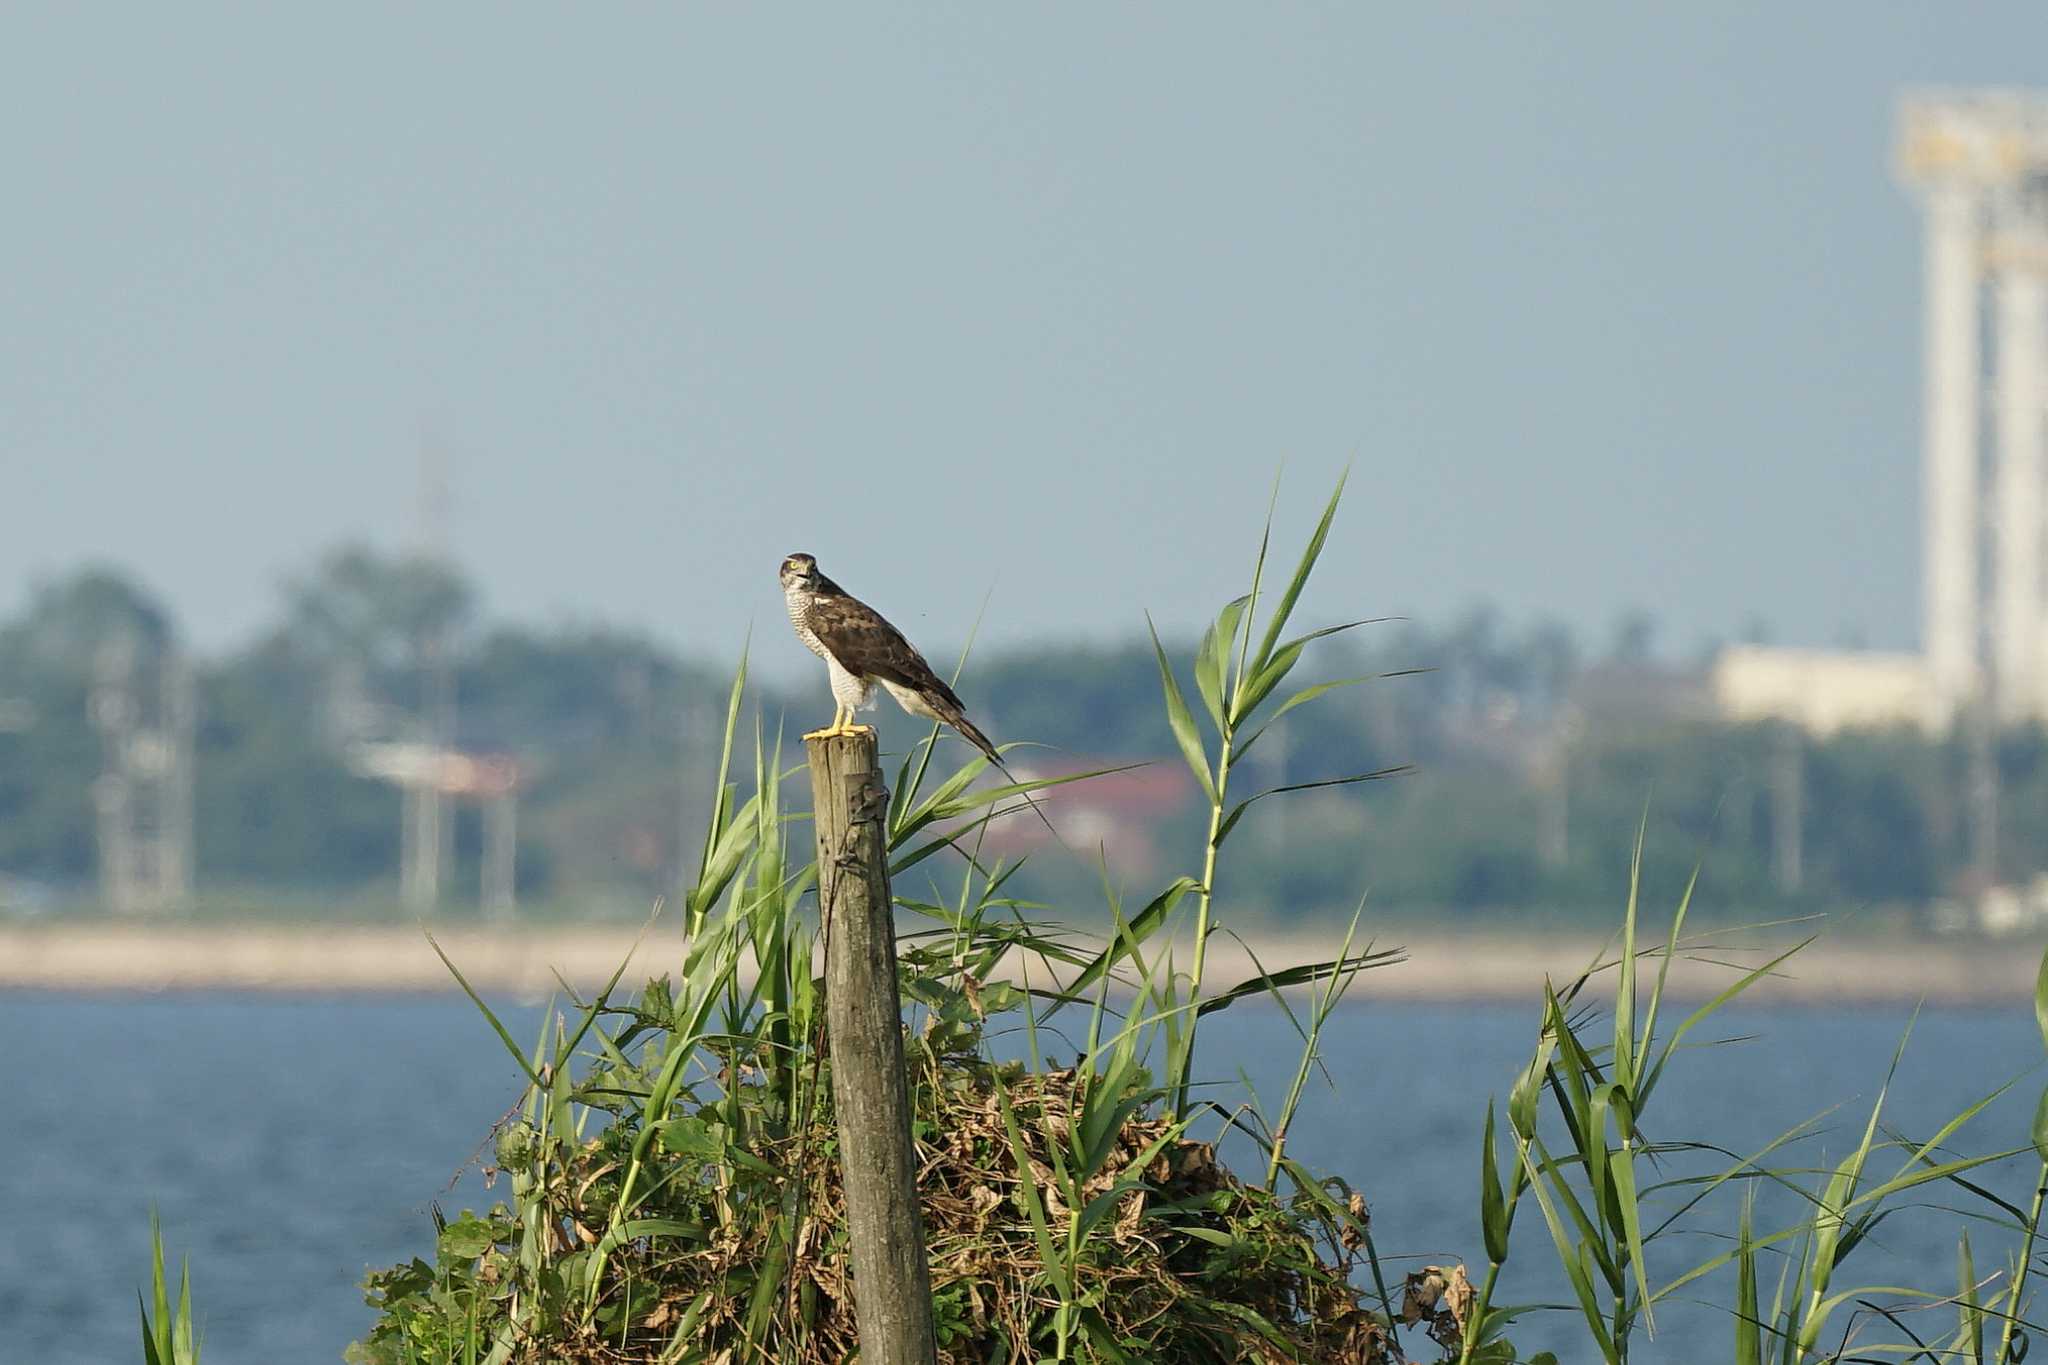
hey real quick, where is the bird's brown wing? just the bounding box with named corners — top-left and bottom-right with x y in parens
top-left (808, 591), bottom-right (962, 708)
top-left (810, 588), bottom-right (1062, 842)
top-left (808, 590), bottom-right (1000, 762)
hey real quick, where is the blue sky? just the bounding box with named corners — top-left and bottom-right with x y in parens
top-left (4, 6), bottom-right (2044, 670)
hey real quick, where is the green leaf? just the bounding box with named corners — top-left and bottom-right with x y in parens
top-left (1734, 1195), bottom-right (1761, 1365)
top-left (1191, 944), bottom-right (1405, 1017)
top-left (1613, 814), bottom-right (1644, 1090)
top-left (1960, 1231), bottom-right (1986, 1365)
top-left (1640, 937), bottom-right (1815, 1104)
top-left (1480, 1099), bottom-right (1510, 1264)
top-left (1248, 470), bottom-right (1347, 678)
top-left (139, 1297), bottom-right (163, 1365)
top-left (424, 931), bottom-right (546, 1090)
top-left (2035, 942), bottom-right (2048, 1054)
top-left (898, 760), bottom-right (1139, 848)
top-left (438, 1215), bottom-right (499, 1261)
top-left (1508, 1025), bottom-right (1555, 1144)
top-left (1230, 617), bottom-right (1387, 725)
top-left (1213, 765), bottom-right (1414, 848)
top-left (688, 789), bottom-right (767, 919)
top-left (1063, 877), bottom-right (1201, 999)
top-left (695, 648), bottom-right (749, 918)
top-left (1607, 1133), bottom-right (1652, 1330)
top-left (1146, 613), bottom-right (1216, 804)
top-left (656, 1116), bottom-right (724, 1158)
top-left (2035, 1087), bottom-right (2048, 1165)
top-left (592, 1218), bottom-right (705, 1259)
top-left (1233, 671), bottom-right (1412, 761)
top-left (1194, 595), bottom-right (1250, 733)
top-left (994, 1080), bottom-right (1071, 1301)
top-left (1632, 861), bottom-right (1701, 1111)
top-left (1518, 1141), bottom-right (1617, 1360)
top-left (1799, 1149), bottom-right (1867, 1354)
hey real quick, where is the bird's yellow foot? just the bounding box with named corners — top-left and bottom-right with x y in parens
top-left (803, 720), bottom-right (875, 739)
top-left (804, 708), bottom-right (850, 740)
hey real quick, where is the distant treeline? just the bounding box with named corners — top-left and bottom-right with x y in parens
top-left (0, 549), bottom-right (2031, 921)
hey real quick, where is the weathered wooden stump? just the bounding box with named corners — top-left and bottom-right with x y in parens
top-left (806, 730), bottom-right (937, 1365)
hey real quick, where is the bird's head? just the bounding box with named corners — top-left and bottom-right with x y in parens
top-left (779, 553), bottom-right (820, 592)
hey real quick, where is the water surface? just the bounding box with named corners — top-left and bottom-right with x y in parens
top-left (4, 993), bottom-right (2037, 1362)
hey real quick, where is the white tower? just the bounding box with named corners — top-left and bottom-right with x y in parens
top-left (1899, 91), bottom-right (2048, 725)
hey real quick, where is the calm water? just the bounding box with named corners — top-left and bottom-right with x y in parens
top-left (4, 992), bottom-right (2040, 1363)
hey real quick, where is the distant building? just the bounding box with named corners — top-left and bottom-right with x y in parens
top-left (1711, 646), bottom-right (1942, 735)
top-left (1710, 90), bottom-right (2048, 739)
top-left (1899, 90), bottom-right (2048, 726)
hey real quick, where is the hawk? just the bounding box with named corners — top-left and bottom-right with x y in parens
top-left (779, 552), bottom-right (1003, 760)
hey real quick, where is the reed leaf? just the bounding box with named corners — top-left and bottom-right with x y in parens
top-left (1147, 612), bottom-right (1217, 804)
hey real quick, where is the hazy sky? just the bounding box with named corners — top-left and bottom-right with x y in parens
top-left (5, 6), bottom-right (2044, 671)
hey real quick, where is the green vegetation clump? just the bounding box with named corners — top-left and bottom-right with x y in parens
top-left (347, 1007), bottom-right (1389, 1364)
top-left (346, 480), bottom-right (1432, 1363)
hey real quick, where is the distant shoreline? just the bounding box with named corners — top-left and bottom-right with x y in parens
top-left (0, 922), bottom-right (2035, 1004)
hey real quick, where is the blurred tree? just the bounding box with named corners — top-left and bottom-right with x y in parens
top-left (970, 643), bottom-right (1175, 759)
top-left (460, 625), bottom-right (716, 754)
top-left (1, 566), bottom-right (172, 675)
top-left (0, 567), bottom-right (176, 883)
top-left (193, 645), bottom-right (397, 890)
top-left (278, 545), bottom-right (473, 672)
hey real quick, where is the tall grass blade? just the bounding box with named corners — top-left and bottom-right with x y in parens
top-left (1736, 1192), bottom-right (1761, 1365)
top-left (1639, 937), bottom-right (1814, 1105)
top-left (1233, 669), bottom-right (1411, 760)
top-left (2036, 945), bottom-right (2048, 1054)
top-left (1213, 765), bottom-right (1414, 848)
top-left (1613, 812), bottom-right (1644, 1091)
top-left (1146, 613), bottom-right (1216, 804)
top-left (425, 930), bottom-right (546, 1089)
top-left (1194, 594), bottom-right (1250, 733)
top-left (1247, 469), bottom-right (1347, 680)
top-left (139, 1212), bottom-right (199, 1365)
top-left (1961, 1231), bottom-right (1987, 1365)
top-left (1480, 1099), bottom-right (1510, 1265)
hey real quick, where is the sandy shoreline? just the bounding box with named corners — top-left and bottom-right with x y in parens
top-left (0, 921), bottom-right (2035, 1004)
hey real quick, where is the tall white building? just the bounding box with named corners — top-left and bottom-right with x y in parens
top-left (1899, 90), bottom-right (2048, 726)
top-left (1716, 90), bottom-right (2048, 738)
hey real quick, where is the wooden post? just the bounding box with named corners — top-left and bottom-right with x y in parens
top-left (806, 731), bottom-right (937, 1365)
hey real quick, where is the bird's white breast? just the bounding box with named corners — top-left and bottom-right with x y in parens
top-left (784, 587), bottom-right (829, 660)
top-left (787, 585), bottom-right (874, 711)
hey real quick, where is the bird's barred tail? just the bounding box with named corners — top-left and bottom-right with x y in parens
top-left (944, 708), bottom-right (1004, 769)
top-left (937, 703), bottom-right (1066, 848)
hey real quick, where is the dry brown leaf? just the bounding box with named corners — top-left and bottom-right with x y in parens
top-left (1401, 1265), bottom-right (1449, 1325)
top-left (1442, 1262), bottom-right (1475, 1330)
top-left (1114, 1189), bottom-right (1147, 1243)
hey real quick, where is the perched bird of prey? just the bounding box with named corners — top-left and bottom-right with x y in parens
top-left (779, 552), bottom-right (1003, 760)
top-left (781, 553), bottom-right (1066, 844)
